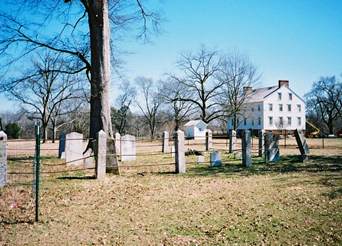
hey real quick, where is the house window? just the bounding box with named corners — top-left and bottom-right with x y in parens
top-left (288, 104), bottom-right (291, 111)
top-left (279, 117), bottom-right (283, 126)
top-left (269, 103), bottom-right (273, 111)
top-left (278, 92), bottom-right (282, 100)
top-left (244, 118), bottom-right (247, 125)
top-left (257, 105), bottom-right (261, 111)
top-left (269, 117), bottom-right (273, 125)
top-left (297, 104), bottom-right (301, 112)
top-left (289, 93), bottom-right (293, 100)
top-left (279, 104), bottom-right (283, 112)
top-left (288, 117), bottom-right (292, 126)
top-left (258, 117), bottom-right (261, 125)
top-left (297, 117), bottom-right (301, 126)
top-left (252, 119), bottom-right (255, 126)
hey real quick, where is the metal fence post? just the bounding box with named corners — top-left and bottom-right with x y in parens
top-left (34, 123), bottom-right (41, 222)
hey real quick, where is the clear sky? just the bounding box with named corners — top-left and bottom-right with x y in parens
top-left (121, 0), bottom-right (342, 97)
top-left (1, 0), bottom-right (342, 111)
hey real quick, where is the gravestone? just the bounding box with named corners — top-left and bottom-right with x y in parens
top-left (264, 132), bottom-right (280, 163)
top-left (174, 130), bottom-right (186, 173)
top-left (106, 138), bottom-right (120, 174)
top-left (115, 132), bottom-right (121, 157)
top-left (294, 129), bottom-right (310, 161)
top-left (196, 155), bottom-right (205, 164)
top-left (171, 145), bottom-right (175, 158)
top-left (96, 130), bottom-right (106, 180)
top-left (121, 134), bottom-right (136, 161)
top-left (210, 151), bottom-right (222, 167)
top-left (162, 131), bottom-right (169, 153)
top-left (58, 133), bottom-right (66, 159)
top-left (242, 130), bottom-right (252, 167)
top-left (205, 129), bottom-right (213, 151)
top-left (258, 130), bottom-right (265, 157)
top-left (65, 132), bottom-right (84, 166)
top-left (0, 131), bottom-right (7, 188)
top-left (229, 130), bottom-right (237, 153)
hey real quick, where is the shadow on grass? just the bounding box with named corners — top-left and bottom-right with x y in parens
top-left (57, 175), bottom-right (95, 180)
top-left (185, 155), bottom-right (342, 178)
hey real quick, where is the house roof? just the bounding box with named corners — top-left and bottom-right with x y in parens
top-left (244, 86), bottom-right (278, 103)
top-left (184, 120), bottom-right (207, 127)
top-left (244, 85), bottom-right (305, 103)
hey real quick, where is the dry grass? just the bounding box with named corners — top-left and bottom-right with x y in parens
top-left (1, 138), bottom-right (342, 245)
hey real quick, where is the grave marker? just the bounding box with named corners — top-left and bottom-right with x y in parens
top-left (174, 130), bottom-right (186, 173)
top-left (242, 130), bottom-right (252, 167)
top-left (210, 151), bottom-right (222, 167)
top-left (65, 132), bottom-right (84, 166)
top-left (121, 134), bottom-right (136, 161)
top-left (258, 130), bottom-right (265, 157)
top-left (264, 132), bottom-right (280, 163)
top-left (229, 130), bottom-right (236, 153)
top-left (58, 133), bottom-right (66, 159)
top-left (162, 131), bottom-right (169, 153)
top-left (0, 131), bottom-right (7, 188)
top-left (294, 129), bottom-right (310, 161)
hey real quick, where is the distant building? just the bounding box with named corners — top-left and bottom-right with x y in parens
top-left (227, 80), bottom-right (306, 132)
top-left (184, 120), bottom-right (207, 139)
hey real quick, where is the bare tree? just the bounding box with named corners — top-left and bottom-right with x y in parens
top-left (0, 0), bottom-right (161, 146)
top-left (111, 82), bottom-right (136, 134)
top-left (1, 53), bottom-right (83, 142)
top-left (217, 51), bottom-right (260, 130)
top-left (135, 77), bottom-right (163, 140)
top-left (173, 46), bottom-right (223, 123)
top-left (305, 76), bottom-right (342, 135)
top-left (160, 77), bottom-right (193, 131)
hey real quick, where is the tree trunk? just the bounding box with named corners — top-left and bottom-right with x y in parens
top-left (328, 118), bottom-right (334, 135)
top-left (88, 0), bottom-right (113, 140)
top-left (87, 1), bottom-right (118, 173)
top-left (42, 122), bottom-right (48, 143)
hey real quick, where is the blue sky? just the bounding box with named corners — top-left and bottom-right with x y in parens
top-left (1, 0), bottom-right (342, 111)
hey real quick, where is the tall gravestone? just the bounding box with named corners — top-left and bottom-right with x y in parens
top-left (264, 132), bottom-right (280, 163)
top-left (0, 131), bottom-right (7, 188)
top-left (121, 134), bottom-right (136, 161)
top-left (242, 130), bottom-right (252, 167)
top-left (205, 129), bottom-right (213, 151)
top-left (294, 129), bottom-right (310, 161)
top-left (162, 131), bottom-right (169, 153)
top-left (258, 130), bottom-right (265, 157)
top-left (96, 130), bottom-right (107, 180)
top-left (174, 130), bottom-right (186, 173)
top-left (58, 133), bottom-right (66, 159)
top-left (229, 130), bottom-right (237, 153)
top-left (65, 132), bottom-right (84, 166)
top-left (210, 151), bottom-right (222, 167)
top-left (115, 132), bottom-right (121, 157)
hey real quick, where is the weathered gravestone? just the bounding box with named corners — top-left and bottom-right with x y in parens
top-left (65, 132), bottom-right (84, 166)
top-left (205, 129), bottom-right (213, 151)
top-left (242, 130), bottom-right (252, 167)
top-left (294, 129), bottom-right (310, 161)
top-left (0, 131), bottom-right (7, 188)
top-left (162, 131), bottom-right (169, 153)
top-left (258, 130), bottom-right (265, 157)
top-left (210, 151), bottom-right (222, 167)
top-left (264, 132), bottom-right (280, 163)
top-left (58, 133), bottom-right (66, 159)
top-left (174, 130), bottom-right (186, 173)
top-left (115, 132), bottom-right (121, 157)
top-left (229, 130), bottom-right (237, 153)
top-left (121, 134), bottom-right (136, 161)
top-left (95, 130), bottom-right (106, 180)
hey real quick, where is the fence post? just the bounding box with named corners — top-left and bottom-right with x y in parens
top-left (162, 131), bottom-right (169, 153)
top-left (229, 130), bottom-right (236, 153)
top-left (242, 130), bottom-right (252, 167)
top-left (34, 123), bottom-right (41, 222)
top-left (174, 130), bottom-right (186, 173)
top-left (205, 129), bottom-right (212, 151)
top-left (96, 130), bottom-right (107, 180)
top-left (258, 130), bottom-right (265, 157)
top-left (0, 131), bottom-right (7, 188)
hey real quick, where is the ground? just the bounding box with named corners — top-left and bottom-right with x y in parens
top-left (1, 138), bottom-right (341, 245)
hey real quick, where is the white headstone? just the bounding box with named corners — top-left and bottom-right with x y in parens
top-left (0, 131), bottom-right (7, 188)
top-left (162, 131), bottom-right (169, 153)
top-left (96, 130), bottom-right (107, 180)
top-left (174, 130), bottom-right (186, 173)
top-left (121, 134), bottom-right (136, 161)
top-left (206, 129), bottom-right (213, 151)
top-left (115, 132), bottom-right (121, 157)
top-left (65, 132), bottom-right (84, 166)
top-left (196, 155), bottom-right (205, 164)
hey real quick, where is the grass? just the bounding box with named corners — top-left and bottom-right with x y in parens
top-left (0, 141), bottom-right (342, 245)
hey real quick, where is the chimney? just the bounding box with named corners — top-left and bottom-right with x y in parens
top-left (278, 80), bottom-right (289, 88)
top-left (243, 86), bottom-right (253, 95)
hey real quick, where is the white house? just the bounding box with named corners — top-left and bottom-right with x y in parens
top-left (227, 80), bottom-right (306, 132)
top-left (184, 120), bottom-right (207, 139)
